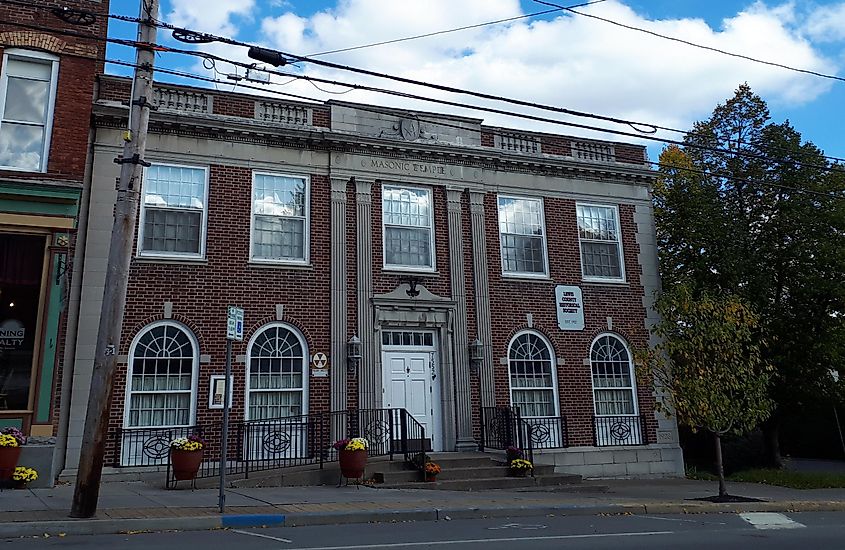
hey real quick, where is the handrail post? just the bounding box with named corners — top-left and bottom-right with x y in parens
top-left (388, 409), bottom-right (395, 461)
top-left (479, 407), bottom-right (486, 452)
top-left (400, 409), bottom-right (408, 459)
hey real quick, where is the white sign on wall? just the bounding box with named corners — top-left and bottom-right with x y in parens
top-left (555, 285), bottom-right (584, 331)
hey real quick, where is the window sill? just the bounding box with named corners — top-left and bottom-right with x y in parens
top-left (134, 256), bottom-right (208, 266)
top-left (248, 261), bottom-right (313, 271)
top-left (501, 273), bottom-right (553, 282)
top-left (581, 278), bottom-right (628, 286)
top-left (382, 268), bottom-right (439, 277)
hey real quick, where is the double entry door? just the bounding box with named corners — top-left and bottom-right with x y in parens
top-left (382, 349), bottom-right (442, 452)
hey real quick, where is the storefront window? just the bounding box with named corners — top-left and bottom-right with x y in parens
top-left (0, 233), bottom-right (45, 412)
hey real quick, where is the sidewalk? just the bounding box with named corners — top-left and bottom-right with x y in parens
top-left (3, 478), bottom-right (845, 537)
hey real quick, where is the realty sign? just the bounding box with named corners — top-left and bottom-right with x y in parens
top-left (226, 306), bottom-right (244, 341)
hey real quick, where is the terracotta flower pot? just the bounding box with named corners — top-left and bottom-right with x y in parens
top-left (425, 474), bottom-right (437, 482)
top-left (0, 446), bottom-right (22, 481)
top-left (338, 449), bottom-right (367, 479)
top-left (509, 468), bottom-right (528, 478)
top-left (170, 449), bottom-right (204, 481)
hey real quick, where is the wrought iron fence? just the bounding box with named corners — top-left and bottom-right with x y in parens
top-left (112, 408), bottom-right (428, 487)
top-left (479, 406), bottom-right (568, 465)
top-left (593, 415), bottom-right (646, 446)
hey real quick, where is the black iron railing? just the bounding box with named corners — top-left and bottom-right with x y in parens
top-left (479, 406), bottom-right (568, 465)
top-left (112, 408), bottom-right (429, 487)
top-left (592, 414), bottom-right (646, 446)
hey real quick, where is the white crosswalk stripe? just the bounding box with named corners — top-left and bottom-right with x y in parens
top-left (739, 512), bottom-right (806, 530)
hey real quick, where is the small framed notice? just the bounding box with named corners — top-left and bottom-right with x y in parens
top-left (209, 375), bottom-right (234, 409)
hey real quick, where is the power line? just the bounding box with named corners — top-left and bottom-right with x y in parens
top-left (5, 0), bottom-right (845, 167)
top-left (9, 7), bottom-right (843, 178)
top-left (105, 57), bottom-right (845, 202)
top-left (535, 0), bottom-right (845, 84)
top-left (307, 0), bottom-right (605, 57)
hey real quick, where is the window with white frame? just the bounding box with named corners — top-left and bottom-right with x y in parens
top-left (0, 49), bottom-right (59, 172)
top-left (576, 204), bottom-right (624, 280)
top-left (125, 322), bottom-right (198, 428)
top-left (382, 185), bottom-right (434, 270)
top-left (247, 324), bottom-right (308, 421)
top-left (590, 334), bottom-right (637, 416)
top-left (139, 164), bottom-right (208, 257)
top-left (251, 173), bottom-right (309, 263)
top-left (498, 196), bottom-right (548, 276)
top-left (508, 332), bottom-right (558, 417)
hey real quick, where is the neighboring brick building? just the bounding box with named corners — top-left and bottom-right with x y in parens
top-left (64, 75), bottom-right (683, 479)
top-left (0, 1), bottom-right (108, 484)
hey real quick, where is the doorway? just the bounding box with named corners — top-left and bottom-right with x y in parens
top-left (381, 331), bottom-right (442, 451)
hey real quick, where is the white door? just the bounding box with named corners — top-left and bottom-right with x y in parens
top-left (383, 351), bottom-right (442, 451)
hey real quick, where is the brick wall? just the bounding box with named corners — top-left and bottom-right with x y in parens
top-left (106, 168), bottom-right (332, 448)
top-left (484, 194), bottom-right (656, 446)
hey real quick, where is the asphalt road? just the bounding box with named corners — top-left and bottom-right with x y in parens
top-left (6, 511), bottom-right (845, 549)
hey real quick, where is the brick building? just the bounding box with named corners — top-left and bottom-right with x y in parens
top-left (61, 74), bottom-right (683, 479)
top-left (0, 1), bottom-right (109, 483)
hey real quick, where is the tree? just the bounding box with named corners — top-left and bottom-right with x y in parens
top-left (654, 84), bottom-right (845, 466)
top-left (639, 286), bottom-right (773, 497)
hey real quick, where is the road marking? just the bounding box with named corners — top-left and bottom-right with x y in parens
top-left (487, 523), bottom-right (547, 530)
top-left (230, 529), bottom-right (292, 543)
top-left (739, 513), bottom-right (806, 530)
top-left (277, 531), bottom-right (673, 550)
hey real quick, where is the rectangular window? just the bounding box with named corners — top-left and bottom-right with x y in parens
top-left (251, 173), bottom-right (309, 263)
top-left (139, 164), bottom-right (208, 258)
top-left (382, 185), bottom-right (434, 271)
top-left (0, 50), bottom-right (59, 172)
top-left (498, 195), bottom-right (548, 276)
top-left (576, 204), bottom-right (624, 280)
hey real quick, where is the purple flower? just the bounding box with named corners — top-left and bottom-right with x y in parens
top-left (1, 427), bottom-right (25, 445)
top-left (332, 438), bottom-right (350, 451)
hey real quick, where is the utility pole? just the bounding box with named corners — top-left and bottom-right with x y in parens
top-left (70, 0), bottom-right (159, 518)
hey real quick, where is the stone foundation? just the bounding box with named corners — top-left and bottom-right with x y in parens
top-left (533, 444), bottom-right (685, 479)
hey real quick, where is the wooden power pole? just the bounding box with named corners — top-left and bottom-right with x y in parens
top-left (70, 0), bottom-right (159, 518)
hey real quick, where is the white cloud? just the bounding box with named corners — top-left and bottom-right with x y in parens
top-left (803, 2), bottom-right (845, 42)
top-left (167, 0), bottom-right (255, 37)
top-left (248, 0), bottom-right (837, 146)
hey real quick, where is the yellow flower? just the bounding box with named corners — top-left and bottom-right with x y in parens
top-left (0, 434), bottom-right (19, 448)
top-left (510, 459), bottom-right (533, 470)
top-left (13, 467), bottom-right (38, 482)
top-left (344, 437), bottom-right (369, 451)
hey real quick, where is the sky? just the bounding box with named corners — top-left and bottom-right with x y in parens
top-left (105, 0), bottom-right (845, 163)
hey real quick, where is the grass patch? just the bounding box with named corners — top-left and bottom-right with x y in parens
top-left (728, 469), bottom-right (845, 489)
top-left (685, 465), bottom-right (845, 489)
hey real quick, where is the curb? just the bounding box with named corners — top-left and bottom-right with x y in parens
top-left (3, 500), bottom-right (845, 538)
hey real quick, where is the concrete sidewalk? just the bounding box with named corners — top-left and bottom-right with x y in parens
top-left (2, 478), bottom-right (845, 538)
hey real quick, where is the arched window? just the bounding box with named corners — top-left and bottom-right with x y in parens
top-left (246, 323), bottom-right (308, 421)
top-left (125, 322), bottom-right (198, 428)
top-left (508, 331), bottom-right (558, 418)
top-left (590, 334), bottom-right (637, 416)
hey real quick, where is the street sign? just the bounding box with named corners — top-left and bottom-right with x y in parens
top-left (227, 306), bottom-right (244, 341)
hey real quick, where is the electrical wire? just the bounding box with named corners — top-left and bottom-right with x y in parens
top-left (306, 0), bottom-right (606, 57)
top-left (535, 0), bottom-right (845, 84)
top-left (5, 0), bottom-right (845, 166)
top-left (8, 9), bottom-right (842, 178)
top-left (104, 57), bottom-right (845, 202)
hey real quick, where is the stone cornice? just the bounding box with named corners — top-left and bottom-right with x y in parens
top-left (93, 102), bottom-right (655, 186)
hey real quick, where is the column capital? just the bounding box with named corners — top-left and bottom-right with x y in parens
top-left (446, 187), bottom-right (465, 212)
top-left (355, 178), bottom-right (374, 202)
top-left (469, 190), bottom-right (486, 214)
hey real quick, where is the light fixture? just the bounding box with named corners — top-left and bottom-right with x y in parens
top-left (469, 337), bottom-right (483, 373)
top-left (403, 277), bottom-right (421, 298)
top-left (8, 302), bottom-right (14, 308)
top-left (347, 335), bottom-right (361, 375)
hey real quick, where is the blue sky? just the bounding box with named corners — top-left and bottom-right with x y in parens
top-left (105, 0), bottom-right (845, 162)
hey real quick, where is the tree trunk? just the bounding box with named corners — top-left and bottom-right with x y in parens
top-left (714, 432), bottom-right (727, 497)
top-left (762, 415), bottom-right (783, 469)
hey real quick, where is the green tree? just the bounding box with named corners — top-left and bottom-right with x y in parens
top-left (654, 84), bottom-right (845, 466)
top-left (640, 286), bottom-right (773, 496)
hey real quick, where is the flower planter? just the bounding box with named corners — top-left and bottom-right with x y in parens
top-left (170, 449), bottom-right (204, 481)
top-left (0, 447), bottom-right (22, 481)
top-left (338, 449), bottom-right (367, 479)
top-left (425, 475), bottom-right (437, 482)
top-left (509, 468), bottom-right (529, 478)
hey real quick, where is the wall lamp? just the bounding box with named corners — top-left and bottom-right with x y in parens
top-left (347, 335), bottom-right (361, 375)
top-left (469, 337), bottom-right (484, 374)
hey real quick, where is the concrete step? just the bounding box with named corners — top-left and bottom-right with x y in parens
top-left (372, 463), bottom-right (562, 484)
top-left (380, 473), bottom-right (584, 491)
